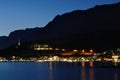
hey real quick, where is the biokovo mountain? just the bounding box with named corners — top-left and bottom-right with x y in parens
top-left (0, 2), bottom-right (120, 50)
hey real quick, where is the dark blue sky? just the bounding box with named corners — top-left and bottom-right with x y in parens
top-left (0, 0), bottom-right (120, 36)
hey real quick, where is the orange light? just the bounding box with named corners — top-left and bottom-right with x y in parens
top-left (90, 61), bottom-right (93, 67)
top-left (82, 61), bottom-right (85, 67)
top-left (90, 49), bottom-right (93, 53)
top-left (49, 48), bottom-right (53, 50)
top-left (73, 49), bottom-right (78, 52)
top-left (82, 50), bottom-right (85, 53)
top-left (55, 48), bottom-right (59, 50)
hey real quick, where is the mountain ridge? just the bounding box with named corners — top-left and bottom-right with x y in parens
top-left (0, 2), bottom-right (120, 49)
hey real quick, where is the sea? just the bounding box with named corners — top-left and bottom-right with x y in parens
top-left (0, 62), bottom-right (120, 80)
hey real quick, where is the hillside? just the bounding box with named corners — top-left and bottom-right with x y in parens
top-left (0, 2), bottom-right (120, 50)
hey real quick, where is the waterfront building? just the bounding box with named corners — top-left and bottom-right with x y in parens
top-left (32, 43), bottom-right (49, 50)
top-left (80, 49), bottom-right (94, 56)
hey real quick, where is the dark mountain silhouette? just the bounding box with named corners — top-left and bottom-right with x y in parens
top-left (0, 2), bottom-right (120, 50)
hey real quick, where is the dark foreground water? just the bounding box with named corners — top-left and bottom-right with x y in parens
top-left (0, 62), bottom-right (120, 80)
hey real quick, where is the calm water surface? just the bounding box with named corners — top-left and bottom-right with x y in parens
top-left (0, 62), bottom-right (120, 80)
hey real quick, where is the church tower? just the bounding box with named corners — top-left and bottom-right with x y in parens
top-left (17, 40), bottom-right (21, 46)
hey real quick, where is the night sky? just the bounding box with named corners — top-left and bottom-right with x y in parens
top-left (0, 0), bottom-right (120, 36)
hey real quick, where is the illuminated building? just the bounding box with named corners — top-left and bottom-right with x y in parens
top-left (90, 49), bottom-right (93, 53)
top-left (112, 55), bottom-right (119, 62)
top-left (32, 43), bottom-right (50, 50)
top-left (49, 48), bottom-right (53, 50)
top-left (61, 52), bottom-right (75, 56)
top-left (73, 49), bottom-right (78, 52)
top-left (55, 48), bottom-right (59, 50)
top-left (16, 40), bottom-right (21, 48)
top-left (81, 49), bottom-right (94, 55)
top-left (82, 49), bottom-right (85, 53)
top-left (16, 40), bottom-right (21, 46)
top-left (112, 55), bottom-right (119, 66)
top-left (62, 49), bottom-right (66, 51)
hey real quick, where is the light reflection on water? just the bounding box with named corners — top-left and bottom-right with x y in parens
top-left (89, 68), bottom-right (94, 80)
top-left (0, 62), bottom-right (120, 80)
top-left (81, 67), bottom-right (94, 80)
top-left (114, 69), bottom-right (118, 80)
top-left (49, 62), bottom-right (53, 80)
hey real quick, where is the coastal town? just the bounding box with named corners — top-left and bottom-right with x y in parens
top-left (0, 42), bottom-right (120, 67)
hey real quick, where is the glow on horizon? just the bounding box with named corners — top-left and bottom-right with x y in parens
top-left (0, 0), bottom-right (120, 36)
